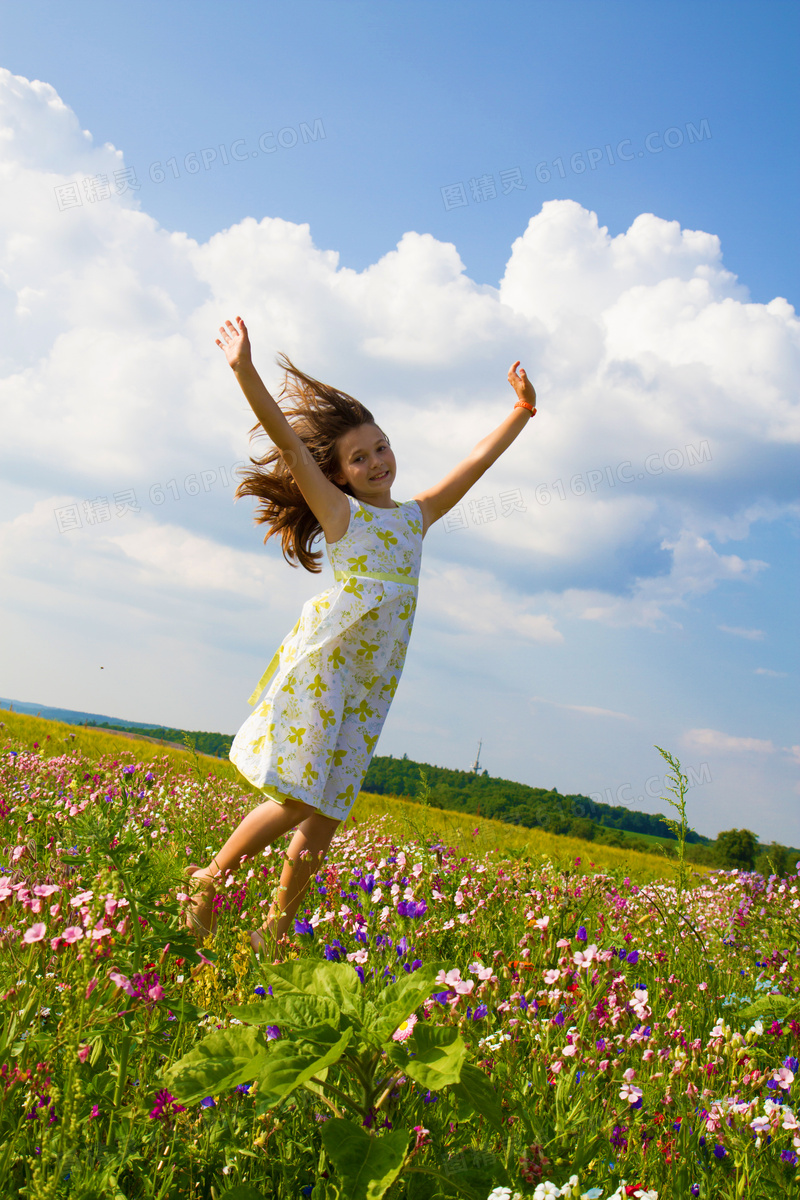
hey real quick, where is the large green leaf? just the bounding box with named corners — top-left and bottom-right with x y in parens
top-left (256, 1022), bottom-right (353, 1108)
top-left (321, 1119), bottom-right (410, 1200)
top-left (451, 1062), bottom-right (503, 1130)
top-left (257, 960), bottom-right (363, 1017)
top-left (163, 1026), bottom-right (267, 1104)
top-left (230, 992), bottom-right (344, 1030)
top-left (387, 1023), bottom-right (466, 1089)
top-left (370, 964), bottom-right (448, 1043)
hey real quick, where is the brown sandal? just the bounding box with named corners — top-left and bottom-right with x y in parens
top-left (183, 866), bottom-right (217, 942)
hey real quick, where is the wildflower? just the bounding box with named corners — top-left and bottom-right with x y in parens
top-left (200, 1097), bottom-right (216, 1108)
top-left (392, 1014), bottom-right (417, 1042)
top-left (62, 927), bottom-right (83, 944)
top-left (77, 1045), bottom-right (92, 1063)
top-left (149, 1089), bottom-right (186, 1121)
top-left (294, 917), bottom-right (313, 936)
top-left (576, 926), bottom-right (587, 942)
top-left (22, 923), bottom-right (47, 944)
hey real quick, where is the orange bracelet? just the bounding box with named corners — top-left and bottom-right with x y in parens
top-left (514, 400), bottom-right (537, 416)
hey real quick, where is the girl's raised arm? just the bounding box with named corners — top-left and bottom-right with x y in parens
top-left (216, 317), bottom-right (350, 538)
top-left (412, 361), bottom-right (537, 536)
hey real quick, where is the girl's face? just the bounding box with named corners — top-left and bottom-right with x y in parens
top-left (333, 423), bottom-right (397, 503)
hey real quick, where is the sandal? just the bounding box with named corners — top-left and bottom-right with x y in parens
top-left (183, 866), bottom-right (217, 942)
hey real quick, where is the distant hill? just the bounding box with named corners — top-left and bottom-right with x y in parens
top-left (0, 697), bottom-right (162, 731)
top-left (0, 697), bottom-right (711, 841)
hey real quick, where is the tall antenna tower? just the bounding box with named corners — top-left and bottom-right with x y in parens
top-left (471, 740), bottom-right (482, 774)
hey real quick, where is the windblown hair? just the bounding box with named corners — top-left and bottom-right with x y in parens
top-left (234, 353), bottom-right (378, 573)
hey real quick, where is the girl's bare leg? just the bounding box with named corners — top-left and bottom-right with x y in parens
top-left (253, 812), bottom-right (341, 952)
top-left (185, 796), bottom-right (318, 939)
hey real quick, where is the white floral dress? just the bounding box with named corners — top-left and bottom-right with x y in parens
top-left (229, 494), bottom-right (423, 822)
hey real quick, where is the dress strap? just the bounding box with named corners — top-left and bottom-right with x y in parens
top-left (333, 567), bottom-right (419, 586)
top-left (247, 615), bottom-right (301, 706)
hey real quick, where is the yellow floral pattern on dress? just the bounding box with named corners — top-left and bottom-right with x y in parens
top-left (229, 495), bottom-right (423, 822)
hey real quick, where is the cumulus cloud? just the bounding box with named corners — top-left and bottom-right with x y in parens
top-left (684, 729), bottom-right (776, 754)
top-left (1, 66), bottom-right (798, 780)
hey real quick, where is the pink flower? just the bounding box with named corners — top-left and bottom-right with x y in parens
top-left (22, 923), bottom-right (46, 944)
top-left (620, 1083), bottom-right (643, 1104)
top-left (33, 884), bottom-right (60, 898)
top-left (544, 969), bottom-right (561, 985)
top-left (89, 1104), bottom-right (99, 1120)
top-left (623, 1067), bottom-right (637, 1083)
top-left (392, 1014), bottom-right (418, 1042)
top-left (775, 1067), bottom-right (795, 1090)
top-left (109, 970), bottom-right (136, 996)
top-left (62, 926), bottom-right (83, 943)
top-left (573, 944), bottom-right (599, 969)
top-left (77, 1044), bottom-right (91, 1063)
top-left (148, 983), bottom-right (164, 1002)
top-left (85, 978), bottom-right (98, 999)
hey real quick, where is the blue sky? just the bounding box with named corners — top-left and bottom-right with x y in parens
top-left (1, 1), bottom-right (798, 843)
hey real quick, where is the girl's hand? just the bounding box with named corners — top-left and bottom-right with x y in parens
top-left (215, 316), bottom-right (252, 371)
top-left (507, 360), bottom-right (537, 407)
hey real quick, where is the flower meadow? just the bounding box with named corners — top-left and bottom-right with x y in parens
top-left (2, 716), bottom-right (800, 1199)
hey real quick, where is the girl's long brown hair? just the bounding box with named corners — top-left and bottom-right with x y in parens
top-left (233, 353), bottom-right (378, 573)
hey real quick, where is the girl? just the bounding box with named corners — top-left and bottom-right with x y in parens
top-left (185, 316), bottom-right (537, 955)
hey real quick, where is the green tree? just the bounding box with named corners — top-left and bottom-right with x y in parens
top-left (715, 828), bottom-right (759, 870)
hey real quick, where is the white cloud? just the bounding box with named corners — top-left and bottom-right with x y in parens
top-left (755, 667), bottom-right (788, 677)
top-left (684, 728), bottom-right (776, 754)
top-left (529, 696), bottom-right (634, 721)
top-left (719, 625), bottom-right (766, 641)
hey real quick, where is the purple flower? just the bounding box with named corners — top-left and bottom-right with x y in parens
top-left (423, 1090), bottom-right (438, 1104)
top-left (713, 1144), bottom-right (726, 1159)
top-left (395, 936), bottom-right (409, 959)
top-left (144, 771), bottom-right (155, 782)
top-left (552, 1012), bottom-right (565, 1026)
top-left (266, 1026), bottom-right (281, 1040)
top-left (359, 874), bottom-right (375, 894)
top-left (294, 917), bottom-right (313, 936)
top-left (236, 1083), bottom-right (251, 1094)
top-left (626, 950), bottom-right (639, 965)
top-left (472, 1004), bottom-right (488, 1020)
top-left (519, 995), bottom-right (529, 1012)
top-left (690, 1186), bottom-right (700, 1197)
top-left (149, 1089), bottom-right (186, 1121)
top-left (432, 991), bottom-right (450, 1005)
top-left (397, 901), bottom-right (408, 917)
top-left (576, 925), bottom-right (587, 942)
top-left (254, 986), bottom-right (266, 997)
top-left (200, 1097), bottom-right (215, 1108)
top-left (324, 941), bottom-right (344, 962)
top-left (354, 965), bottom-right (365, 984)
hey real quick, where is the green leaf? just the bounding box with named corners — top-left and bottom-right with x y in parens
top-left (370, 964), bottom-right (448, 1042)
top-left (230, 992), bottom-right (344, 1030)
top-left (738, 994), bottom-right (800, 1020)
top-left (256, 1022), bottom-right (353, 1108)
top-left (162, 1026), bottom-right (267, 1105)
top-left (321, 1119), bottom-right (410, 1200)
top-left (451, 1062), bottom-right (503, 1130)
top-left (257, 960), bottom-right (362, 1017)
top-left (387, 1023), bottom-right (466, 1089)
top-left (220, 1187), bottom-right (269, 1200)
